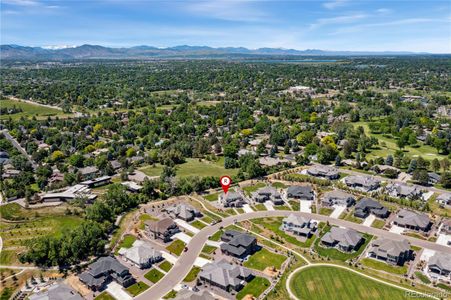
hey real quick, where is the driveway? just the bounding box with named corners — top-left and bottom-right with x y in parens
top-left (299, 200), bottom-right (312, 213)
top-left (173, 232), bottom-right (192, 244)
top-left (362, 215), bottom-right (376, 227)
top-left (174, 219), bottom-right (200, 234)
top-left (243, 204), bottom-right (254, 213)
top-left (161, 252), bottom-right (178, 264)
top-left (330, 206), bottom-right (346, 219)
top-left (389, 225), bottom-right (405, 234)
top-left (264, 201), bottom-right (274, 211)
top-left (106, 282), bottom-right (132, 300)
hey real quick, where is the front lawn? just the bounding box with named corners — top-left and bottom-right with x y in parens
top-left (144, 268), bottom-right (165, 283)
top-left (360, 258), bottom-right (407, 275)
top-left (191, 220), bottom-right (207, 229)
top-left (415, 271), bottom-right (431, 284)
top-left (371, 219), bottom-right (386, 229)
top-left (243, 248), bottom-right (286, 271)
top-left (163, 290), bottom-right (177, 299)
top-left (166, 240), bottom-right (186, 256)
top-left (126, 281), bottom-right (149, 296)
top-left (201, 245), bottom-right (217, 254)
top-left (242, 182), bottom-right (266, 196)
top-left (94, 292), bottom-right (115, 300)
top-left (209, 230), bottom-right (223, 241)
top-left (319, 207), bottom-right (333, 216)
top-left (290, 266), bottom-right (408, 300)
top-left (183, 266), bottom-right (201, 282)
top-left (253, 203), bottom-right (267, 211)
top-left (159, 261), bottom-right (173, 272)
top-left (236, 276), bottom-right (270, 300)
top-left (204, 192), bottom-right (219, 202)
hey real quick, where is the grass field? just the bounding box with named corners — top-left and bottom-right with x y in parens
top-left (183, 266), bottom-right (201, 282)
top-left (415, 271), bottom-right (431, 284)
top-left (203, 192), bottom-right (220, 202)
top-left (190, 220), bottom-right (207, 229)
top-left (158, 261), bottom-right (173, 272)
top-left (126, 281), bottom-right (149, 296)
top-left (343, 211), bottom-right (363, 224)
top-left (243, 248), bottom-right (286, 271)
top-left (201, 245), bottom-right (217, 254)
top-left (353, 121), bottom-right (445, 161)
top-left (319, 207), bottom-right (333, 216)
top-left (371, 219), bottom-right (386, 229)
top-left (166, 240), bottom-right (186, 256)
top-left (360, 258), bottom-right (407, 275)
top-left (209, 230), bottom-right (224, 241)
top-left (144, 269), bottom-right (165, 283)
top-left (236, 276), bottom-right (270, 300)
top-left (253, 203), bottom-right (267, 211)
top-left (290, 266), bottom-right (408, 300)
top-left (242, 182), bottom-right (266, 196)
top-left (0, 99), bottom-right (70, 120)
top-left (94, 292), bottom-right (115, 300)
top-left (115, 235), bottom-right (137, 254)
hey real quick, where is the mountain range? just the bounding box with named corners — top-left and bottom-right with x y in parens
top-left (0, 44), bottom-right (429, 60)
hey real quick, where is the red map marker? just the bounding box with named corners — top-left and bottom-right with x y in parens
top-left (220, 176), bottom-right (232, 194)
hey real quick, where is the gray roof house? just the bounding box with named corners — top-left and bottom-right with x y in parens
top-left (145, 218), bottom-right (180, 242)
top-left (174, 290), bottom-right (216, 300)
top-left (29, 282), bottom-right (83, 300)
top-left (343, 175), bottom-right (381, 192)
top-left (385, 183), bottom-right (424, 200)
top-left (321, 190), bottom-right (356, 207)
top-left (286, 185), bottom-right (314, 201)
top-left (199, 259), bottom-right (253, 292)
top-left (307, 165), bottom-right (339, 180)
top-left (164, 204), bottom-right (201, 222)
top-left (320, 227), bottom-right (364, 252)
top-left (368, 238), bottom-right (412, 266)
top-left (281, 214), bottom-right (317, 237)
top-left (428, 252), bottom-right (451, 278)
top-left (78, 166), bottom-right (99, 180)
top-left (118, 240), bottom-right (162, 269)
top-left (436, 193), bottom-right (451, 207)
top-left (252, 186), bottom-right (284, 205)
top-left (79, 256), bottom-right (135, 291)
top-left (220, 191), bottom-right (246, 208)
top-left (393, 209), bottom-right (432, 232)
top-left (220, 230), bottom-right (257, 258)
top-left (354, 198), bottom-right (389, 219)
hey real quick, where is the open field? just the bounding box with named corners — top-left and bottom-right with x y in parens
top-left (243, 248), bottom-right (286, 271)
top-left (0, 99), bottom-right (71, 120)
top-left (236, 276), bottom-right (270, 300)
top-left (290, 266), bottom-right (408, 300)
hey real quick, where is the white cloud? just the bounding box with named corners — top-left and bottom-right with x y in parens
top-left (310, 13), bottom-right (367, 29)
top-left (323, 0), bottom-right (349, 10)
top-left (376, 8), bottom-right (392, 15)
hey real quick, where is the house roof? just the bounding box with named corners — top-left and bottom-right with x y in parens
top-left (29, 283), bottom-right (83, 300)
top-left (79, 166), bottom-right (99, 175)
top-left (174, 290), bottom-right (216, 300)
top-left (118, 240), bottom-right (161, 265)
top-left (386, 183), bottom-right (423, 197)
top-left (323, 190), bottom-right (354, 201)
top-left (287, 185), bottom-right (313, 198)
top-left (355, 198), bottom-right (384, 210)
top-left (145, 218), bottom-right (176, 234)
top-left (428, 252), bottom-right (451, 272)
top-left (370, 238), bottom-right (410, 258)
top-left (199, 259), bottom-right (251, 287)
top-left (344, 175), bottom-right (380, 188)
top-left (321, 227), bottom-right (363, 248)
top-left (394, 209), bottom-right (431, 229)
top-left (283, 213), bottom-right (311, 226)
top-left (165, 204), bottom-right (198, 220)
top-left (307, 165), bottom-right (339, 177)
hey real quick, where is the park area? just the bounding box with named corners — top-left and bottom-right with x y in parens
top-left (0, 98), bottom-right (71, 120)
top-left (289, 266), bottom-right (408, 300)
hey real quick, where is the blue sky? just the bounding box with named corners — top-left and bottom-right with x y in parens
top-left (1, 0), bottom-right (450, 53)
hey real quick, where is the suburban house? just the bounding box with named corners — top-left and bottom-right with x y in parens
top-left (428, 172), bottom-right (441, 185)
top-left (436, 193), bottom-right (451, 207)
top-left (40, 184), bottom-right (97, 203)
top-left (220, 230), bottom-right (257, 258)
top-left (121, 181), bottom-right (143, 193)
top-left (80, 175), bottom-right (111, 188)
top-left (343, 175), bottom-right (381, 192)
top-left (252, 186), bottom-right (284, 205)
top-left (286, 185), bottom-right (314, 201)
top-left (393, 209), bottom-right (432, 232)
top-left (367, 238), bottom-right (412, 266)
top-left (145, 218), bottom-right (180, 242)
top-left (110, 160), bottom-right (122, 171)
top-left (428, 252), bottom-right (451, 279)
top-left (0, 151), bottom-right (10, 165)
top-left (321, 190), bottom-right (356, 207)
top-left (385, 183), bottom-right (424, 200)
top-left (354, 198), bottom-right (389, 219)
top-left (118, 240), bottom-right (162, 269)
top-left (441, 219), bottom-right (451, 235)
top-left (163, 203), bottom-right (201, 222)
top-left (79, 256), bottom-right (135, 291)
top-left (199, 259), bottom-right (253, 292)
top-left (78, 166), bottom-right (99, 180)
top-left (306, 165), bottom-right (339, 180)
top-left (174, 290), bottom-right (216, 300)
top-left (29, 282), bottom-right (83, 300)
top-left (320, 227), bottom-right (364, 252)
top-left (280, 214), bottom-right (317, 237)
top-left (219, 191), bottom-right (246, 208)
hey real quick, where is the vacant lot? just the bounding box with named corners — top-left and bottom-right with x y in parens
top-left (290, 266), bottom-right (408, 300)
top-left (243, 248), bottom-right (286, 271)
top-left (0, 99), bottom-right (70, 120)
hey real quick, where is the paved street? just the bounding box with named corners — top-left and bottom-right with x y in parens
top-left (136, 210), bottom-right (450, 300)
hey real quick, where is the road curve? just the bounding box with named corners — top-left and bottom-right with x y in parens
top-left (136, 210), bottom-right (450, 300)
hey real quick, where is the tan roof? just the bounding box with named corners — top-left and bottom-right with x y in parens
top-left (145, 217), bottom-right (175, 233)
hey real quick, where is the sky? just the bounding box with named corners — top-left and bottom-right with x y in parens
top-left (1, 0), bottom-right (450, 53)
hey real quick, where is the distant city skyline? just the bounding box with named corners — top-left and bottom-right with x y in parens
top-left (1, 0), bottom-right (450, 53)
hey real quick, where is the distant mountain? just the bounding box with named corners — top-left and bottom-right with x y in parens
top-left (0, 44), bottom-right (429, 60)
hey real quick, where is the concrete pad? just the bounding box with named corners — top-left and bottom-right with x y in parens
top-left (330, 206), bottom-right (346, 219)
top-left (173, 232), bottom-right (192, 244)
top-left (420, 248), bottom-right (436, 261)
top-left (106, 282), bottom-right (133, 300)
top-left (389, 225), bottom-right (405, 234)
top-left (174, 219), bottom-right (200, 234)
top-left (173, 284), bottom-right (183, 292)
top-left (423, 191), bottom-right (434, 201)
top-left (362, 214), bottom-right (376, 227)
top-left (264, 201), bottom-right (274, 211)
top-left (161, 252), bottom-right (178, 264)
top-left (436, 233), bottom-right (451, 246)
top-left (205, 240), bottom-right (222, 247)
top-left (194, 256), bottom-right (212, 267)
top-left (299, 200), bottom-right (312, 213)
top-left (243, 204), bottom-right (254, 213)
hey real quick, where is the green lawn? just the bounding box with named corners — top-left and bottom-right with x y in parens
top-left (209, 230), bottom-right (224, 241)
top-left (242, 182), bottom-right (265, 196)
top-left (190, 220), bottom-right (207, 229)
top-left (272, 182), bottom-right (287, 189)
top-left (203, 192), bottom-right (219, 202)
top-left (166, 240), bottom-right (186, 256)
top-left (126, 281), bottom-right (149, 296)
top-left (144, 268), bottom-right (165, 283)
top-left (163, 290), bottom-right (177, 299)
top-left (290, 266), bottom-right (409, 300)
top-left (437, 283), bottom-right (451, 292)
top-left (253, 203), bottom-right (267, 211)
top-left (140, 164), bottom-right (165, 177)
top-left (139, 214), bottom-right (158, 230)
top-left (0, 99), bottom-right (69, 120)
top-left (201, 215), bottom-right (213, 224)
top-left (344, 211), bottom-right (363, 224)
top-left (158, 261), bottom-right (173, 272)
top-left (236, 276), bottom-right (270, 300)
top-left (201, 245), bottom-right (217, 254)
top-left (243, 248), bottom-right (287, 271)
top-left (94, 292), bottom-right (115, 300)
top-left (183, 266), bottom-right (201, 282)
top-left (289, 200), bottom-right (300, 211)
top-left (319, 207), bottom-right (333, 216)
top-left (117, 235), bottom-right (136, 250)
top-left (314, 226), bottom-right (372, 261)
top-left (415, 271), bottom-right (431, 284)
top-left (371, 219), bottom-right (386, 229)
top-left (360, 258), bottom-right (407, 275)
